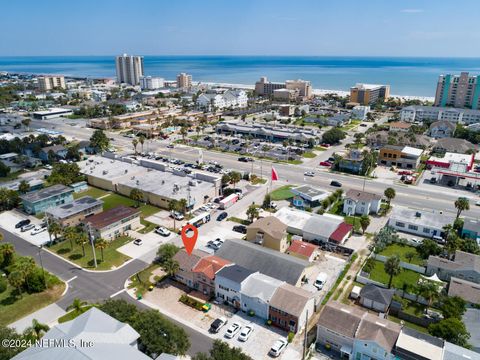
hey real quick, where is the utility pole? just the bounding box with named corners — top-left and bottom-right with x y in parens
top-left (87, 223), bottom-right (97, 268)
top-left (38, 245), bottom-right (47, 288)
top-left (45, 213), bottom-right (53, 246)
top-left (302, 309), bottom-right (308, 360)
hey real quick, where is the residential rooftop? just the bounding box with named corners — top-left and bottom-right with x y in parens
top-left (19, 184), bottom-right (73, 203)
top-left (216, 264), bottom-right (255, 283)
top-left (389, 205), bottom-right (455, 230)
top-left (291, 185), bottom-right (330, 202)
top-left (45, 196), bottom-right (103, 219)
top-left (269, 283), bottom-right (313, 317)
top-left (83, 206), bottom-right (140, 229)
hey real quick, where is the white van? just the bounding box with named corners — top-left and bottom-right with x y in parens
top-left (314, 272), bottom-right (328, 290)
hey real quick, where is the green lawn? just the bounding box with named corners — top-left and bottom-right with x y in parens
top-left (0, 282), bottom-right (65, 327)
top-left (101, 193), bottom-right (161, 218)
top-left (227, 217), bottom-right (251, 225)
top-left (379, 243), bottom-right (424, 266)
top-left (388, 315), bottom-right (428, 333)
top-left (302, 152), bottom-right (316, 158)
top-left (73, 186), bottom-right (109, 199)
top-left (128, 263), bottom-right (162, 296)
top-left (139, 218), bottom-right (156, 234)
top-left (345, 216), bottom-right (361, 232)
top-left (368, 260), bottom-right (421, 289)
top-left (58, 305), bottom-right (95, 323)
top-left (328, 199), bottom-right (344, 215)
top-left (270, 185), bottom-right (295, 201)
top-left (0, 170), bottom-right (24, 183)
top-left (49, 235), bottom-right (132, 270)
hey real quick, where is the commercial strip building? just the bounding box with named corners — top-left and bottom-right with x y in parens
top-left (12, 307), bottom-right (150, 360)
top-left (316, 301), bottom-right (479, 360)
top-left (378, 145), bottom-right (423, 169)
top-left (115, 54), bottom-right (144, 86)
top-left (32, 107), bottom-right (74, 120)
top-left (400, 105), bottom-right (480, 124)
top-left (427, 151), bottom-right (480, 187)
top-left (37, 75), bottom-right (66, 91)
top-left (216, 120), bottom-right (320, 144)
top-left (434, 72), bottom-right (480, 109)
top-left (426, 152), bottom-right (475, 172)
top-left (45, 196), bottom-right (103, 227)
top-left (349, 83), bottom-right (390, 105)
top-left (290, 185), bottom-right (330, 208)
top-left (82, 205), bottom-right (141, 240)
top-left (388, 205), bottom-right (455, 239)
top-left (79, 156), bottom-right (221, 211)
top-left (20, 184), bottom-right (74, 215)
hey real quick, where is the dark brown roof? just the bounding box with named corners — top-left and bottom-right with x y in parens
top-left (84, 206), bottom-right (140, 229)
top-left (356, 313), bottom-right (401, 352)
top-left (269, 283), bottom-right (312, 317)
top-left (247, 216), bottom-right (287, 240)
top-left (345, 189), bottom-right (382, 202)
top-left (317, 302), bottom-right (364, 338)
top-left (173, 249), bottom-right (208, 272)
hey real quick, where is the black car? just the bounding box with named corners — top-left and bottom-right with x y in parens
top-left (209, 317), bottom-right (227, 333)
top-left (217, 212), bottom-right (228, 221)
top-left (330, 180), bottom-right (342, 187)
top-left (213, 197), bottom-right (222, 204)
top-left (233, 225), bottom-right (247, 234)
top-left (238, 157), bottom-right (248, 162)
top-left (15, 219), bottom-right (30, 229)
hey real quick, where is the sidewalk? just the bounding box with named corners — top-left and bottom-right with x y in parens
top-left (10, 303), bottom-right (66, 332)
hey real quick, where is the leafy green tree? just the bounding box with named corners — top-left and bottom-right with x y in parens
top-left (417, 280), bottom-right (440, 311)
top-left (131, 309), bottom-right (190, 356)
top-left (429, 318), bottom-right (470, 347)
top-left (178, 198), bottom-right (188, 215)
top-left (417, 238), bottom-right (441, 259)
top-left (322, 128), bottom-right (346, 145)
top-left (130, 188), bottom-right (144, 207)
top-left (405, 251), bottom-right (416, 263)
top-left (0, 189), bottom-right (19, 210)
top-left (229, 171), bottom-right (242, 189)
top-left (18, 180), bottom-right (30, 194)
top-left (95, 238), bottom-right (108, 262)
top-left (221, 173), bottom-right (231, 186)
top-left (384, 255), bottom-right (401, 289)
top-left (156, 244), bottom-right (180, 265)
top-left (439, 296), bottom-right (466, 320)
top-left (89, 129), bottom-right (110, 152)
top-left (162, 258), bottom-right (179, 277)
top-left (99, 299), bottom-right (138, 323)
top-left (262, 193), bottom-right (271, 209)
top-left (246, 203), bottom-right (260, 223)
top-left (370, 226), bottom-right (399, 253)
top-left (192, 339), bottom-right (253, 360)
top-left (66, 144), bottom-right (81, 161)
top-left (454, 197), bottom-right (470, 219)
top-left (8, 270), bottom-right (24, 296)
top-left (66, 298), bottom-right (88, 313)
top-left (384, 187), bottom-right (396, 208)
top-left (0, 162), bottom-right (10, 178)
top-left (48, 163), bottom-right (81, 186)
top-left (14, 256), bottom-right (36, 292)
top-left (359, 215), bottom-right (370, 234)
top-left (460, 238), bottom-right (480, 255)
top-left (0, 243), bottom-right (15, 269)
top-left (0, 325), bottom-right (24, 359)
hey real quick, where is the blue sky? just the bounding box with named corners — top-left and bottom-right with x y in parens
top-left (1, 0), bottom-right (479, 56)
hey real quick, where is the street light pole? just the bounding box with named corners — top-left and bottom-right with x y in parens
top-left (38, 245), bottom-right (47, 288)
top-left (87, 223), bottom-right (97, 268)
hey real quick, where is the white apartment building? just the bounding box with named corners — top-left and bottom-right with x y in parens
top-left (115, 54), bottom-right (144, 86)
top-left (196, 89), bottom-right (248, 111)
top-left (140, 76), bottom-right (164, 90)
top-left (177, 73), bottom-right (192, 89)
top-left (91, 90), bottom-right (107, 102)
top-left (400, 105), bottom-right (480, 125)
top-left (37, 75), bottom-right (66, 91)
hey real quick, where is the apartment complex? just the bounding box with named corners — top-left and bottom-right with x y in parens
top-left (400, 105), bottom-right (480, 124)
top-left (82, 205), bottom-right (141, 240)
top-left (45, 196), bottom-right (103, 227)
top-left (350, 83), bottom-right (390, 105)
top-left (434, 72), bottom-right (480, 109)
top-left (254, 76), bottom-right (286, 96)
top-left (37, 75), bottom-right (66, 91)
top-left (176, 73), bottom-right (192, 89)
top-left (20, 184), bottom-right (74, 215)
top-left (140, 76), bottom-right (164, 90)
top-left (254, 77), bottom-right (312, 99)
top-left (115, 54), bottom-right (144, 85)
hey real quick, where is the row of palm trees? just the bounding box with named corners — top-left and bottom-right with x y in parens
top-left (48, 222), bottom-right (109, 262)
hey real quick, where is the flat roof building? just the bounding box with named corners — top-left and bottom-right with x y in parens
top-left (33, 108), bottom-right (73, 120)
top-left (20, 184), bottom-right (74, 215)
top-left (83, 205), bottom-right (141, 241)
top-left (350, 83), bottom-right (390, 105)
top-left (45, 196), bottom-right (103, 227)
top-left (434, 72), bottom-right (480, 109)
top-left (37, 75), bottom-right (66, 91)
top-left (116, 54), bottom-right (144, 86)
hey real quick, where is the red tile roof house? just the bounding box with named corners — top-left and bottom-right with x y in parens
top-left (329, 223), bottom-right (354, 244)
top-left (172, 249), bottom-right (209, 289)
top-left (286, 240), bottom-right (319, 262)
top-left (192, 256), bottom-right (232, 296)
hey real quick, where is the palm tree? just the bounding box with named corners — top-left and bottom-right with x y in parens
top-left (162, 258), bottom-right (179, 277)
top-left (359, 215), bottom-right (371, 234)
top-left (132, 138), bottom-right (138, 154)
top-left (48, 221), bottom-right (62, 243)
top-left (0, 243), bottom-right (15, 267)
top-left (180, 126), bottom-right (188, 142)
top-left (384, 188), bottom-right (396, 208)
top-left (417, 280), bottom-right (440, 311)
top-left (384, 255), bottom-right (401, 289)
top-left (246, 203), bottom-right (260, 223)
top-left (24, 319), bottom-right (49, 340)
top-left (76, 232), bottom-right (88, 257)
top-left (138, 135), bottom-right (145, 153)
top-left (16, 256), bottom-right (36, 292)
top-left (168, 200), bottom-right (180, 231)
top-left (8, 270), bottom-right (24, 296)
top-left (229, 171), bottom-right (242, 189)
top-left (130, 188), bottom-right (144, 207)
top-left (18, 180), bottom-right (30, 194)
top-left (178, 198), bottom-right (188, 215)
top-left (94, 239), bottom-right (108, 262)
top-left (445, 231), bottom-right (462, 259)
top-left (66, 298), bottom-right (88, 314)
top-left (21, 118), bottom-right (31, 131)
top-left (0, 232), bottom-right (3, 242)
top-left (454, 197), bottom-right (470, 219)
top-left (63, 226), bottom-right (77, 251)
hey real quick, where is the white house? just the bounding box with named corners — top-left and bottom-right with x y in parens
top-left (240, 273), bottom-right (284, 319)
top-left (343, 189), bottom-right (382, 216)
top-left (215, 264), bottom-right (255, 308)
top-left (351, 105), bottom-right (370, 120)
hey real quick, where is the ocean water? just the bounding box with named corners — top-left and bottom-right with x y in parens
top-left (1, 56), bottom-right (480, 97)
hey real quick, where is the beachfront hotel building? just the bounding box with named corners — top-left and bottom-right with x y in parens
top-left (37, 75), bottom-right (66, 91)
top-left (434, 72), bottom-right (480, 109)
top-left (350, 83), bottom-right (390, 105)
top-left (400, 105), bottom-right (480, 125)
top-left (115, 54), bottom-right (144, 86)
top-left (255, 77), bottom-right (312, 99)
top-left (255, 77), bottom-right (286, 96)
top-left (140, 76), bottom-right (164, 90)
top-left (177, 73), bottom-right (192, 89)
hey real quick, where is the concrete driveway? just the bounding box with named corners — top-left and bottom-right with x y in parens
top-left (117, 230), bottom-right (174, 259)
top-left (0, 210), bottom-right (50, 246)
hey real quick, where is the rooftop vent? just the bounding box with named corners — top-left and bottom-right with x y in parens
top-left (415, 212), bottom-right (421, 218)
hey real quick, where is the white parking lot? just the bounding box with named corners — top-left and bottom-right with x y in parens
top-left (0, 210), bottom-right (50, 246)
top-left (117, 230), bottom-right (175, 260)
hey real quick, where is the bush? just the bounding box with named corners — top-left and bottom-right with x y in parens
top-left (179, 294), bottom-right (204, 311)
top-left (287, 332), bottom-right (295, 343)
top-left (26, 268), bottom-right (47, 293)
top-left (0, 277), bottom-right (7, 293)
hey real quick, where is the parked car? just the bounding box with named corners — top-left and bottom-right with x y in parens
top-left (224, 322), bottom-right (241, 339)
top-left (170, 211), bottom-right (184, 221)
top-left (216, 212), bottom-right (228, 221)
top-left (314, 272), bottom-right (328, 290)
top-left (207, 240), bottom-right (223, 251)
top-left (320, 143), bottom-right (331, 148)
top-left (330, 180), bottom-right (342, 187)
top-left (21, 223), bottom-right (35, 232)
top-left (476, 201), bottom-right (480, 207)
top-left (166, 144), bottom-right (174, 148)
top-left (133, 239), bottom-right (143, 246)
top-left (238, 157), bottom-right (248, 162)
top-left (209, 317), bottom-right (228, 333)
top-left (238, 324), bottom-right (254, 342)
top-left (155, 226), bottom-right (171, 237)
top-left (31, 226), bottom-right (47, 236)
top-left (360, 123), bottom-right (368, 127)
top-left (304, 171), bottom-right (315, 177)
top-left (233, 225), bottom-right (247, 234)
top-left (319, 161), bottom-right (332, 167)
top-left (269, 338), bottom-right (288, 357)
top-left (15, 219), bottom-right (31, 229)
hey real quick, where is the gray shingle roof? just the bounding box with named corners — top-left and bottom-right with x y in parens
top-left (241, 273), bottom-right (284, 302)
top-left (216, 264), bottom-right (254, 283)
top-left (303, 215), bottom-right (343, 239)
top-left (317, 302), bottom-right (364, 338)
top-left (216, 239), bottom-right (309, 285)
top-left (360, 284), bottom-right (395, 305)
top-left (20, 184), bottom-right (72, 203)
top-left (443, 341), bottom-right (480, 360)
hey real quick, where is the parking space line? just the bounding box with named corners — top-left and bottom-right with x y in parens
top-left (110, 289), bottom-right (126, 298)
top-left (66, 276), bottom-right (77, 283)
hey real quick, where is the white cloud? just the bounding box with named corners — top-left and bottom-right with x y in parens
top-left (401, 9), bottom-right (424, 13)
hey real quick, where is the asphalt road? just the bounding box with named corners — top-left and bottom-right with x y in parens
top-left (0, 228), bottom-right (213, 356)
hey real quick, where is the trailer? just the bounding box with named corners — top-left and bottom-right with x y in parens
top-left (219, 193), bottom-right (239, 209)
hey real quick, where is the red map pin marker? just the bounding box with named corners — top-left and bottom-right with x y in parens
top-left (181, 224), bottom-right (198, 255)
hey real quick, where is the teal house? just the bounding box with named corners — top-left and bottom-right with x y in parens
top-left (462, 219), bottom-right (480, 244)
top-left (20, 184), bottom-right (74, 215)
